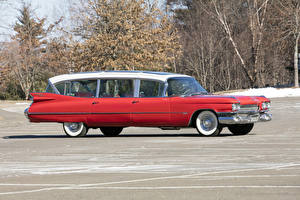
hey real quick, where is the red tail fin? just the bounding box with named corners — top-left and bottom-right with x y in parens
top-left (30, 93), bottom-right (56, 102)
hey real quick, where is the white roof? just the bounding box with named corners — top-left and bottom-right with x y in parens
top-left (49, 71), bottom-right (191, 84)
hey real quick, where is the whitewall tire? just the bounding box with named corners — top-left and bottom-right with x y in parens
top-left (195, 111), bottom-right (221, 136)
top-left (63, 122), bottom-right (87, 137)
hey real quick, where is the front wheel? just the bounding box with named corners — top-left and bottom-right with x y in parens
top-left (228, 123), bottom-right (254, 135)
top-left (195, 111), bottom-right (221, 136)
top-left (100, 127), bottom-right (123, 137)
top-left (63, 122), bottom-right (88, 137)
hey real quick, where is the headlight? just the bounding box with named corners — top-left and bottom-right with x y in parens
top-left (266, 102), bottom-right (271, 109)
top-left (262, 102), bottom-right (271, 110)
top-left (232, 103), bottom-right (240, 112)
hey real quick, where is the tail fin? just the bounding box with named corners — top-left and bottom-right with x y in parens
top-left (30, 93), bottom-right (56, 103)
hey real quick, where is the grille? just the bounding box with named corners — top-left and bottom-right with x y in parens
top-left (240, 104), bottom-right (259, 112)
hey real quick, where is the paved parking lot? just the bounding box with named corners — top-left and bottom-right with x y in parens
top-left (0, 98), bottom-right (299, 199)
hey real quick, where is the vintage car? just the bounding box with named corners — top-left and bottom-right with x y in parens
top-left (24, 71), bottom-right (272, 137)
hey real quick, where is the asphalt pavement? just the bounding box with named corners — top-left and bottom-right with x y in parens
top-left (0, 98), bottom-right (299, 200)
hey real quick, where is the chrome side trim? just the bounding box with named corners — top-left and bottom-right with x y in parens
top-left (28, 112), bottom-right (186, 115)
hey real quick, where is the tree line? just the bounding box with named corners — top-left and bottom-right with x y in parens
top-left (0, 0), bottom-right (299, 100)
top-left (167, 0), bottom-right (300, 91)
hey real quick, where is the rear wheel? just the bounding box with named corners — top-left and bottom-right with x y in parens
top-left (228, 123), bottom-right (254, 135)
top-left (195, 111), bottom-right (221, 136)
top-left (63, 122), bottom-right (88, 137)
top-left (100, 127), bottom-right (123, 137)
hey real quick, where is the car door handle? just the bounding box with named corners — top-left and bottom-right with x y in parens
top-left (92, 101), bottom-right (99, 105)
top-left (132, 100), bottom-right (139, 104)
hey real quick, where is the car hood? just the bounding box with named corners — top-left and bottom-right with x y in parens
top-left (186, 94), bottom-right (268, 105)
top-left (226, 95), bottom-right (262, 105)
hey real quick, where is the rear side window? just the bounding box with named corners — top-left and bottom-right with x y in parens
top-left (54, 80), bottom-right (97, 97)
top-left (99, 79), bottom-right (133, 98)
top-left (45, 84), bottom-right (55, 93)
top-left (55, 82), bottom-right (65, 94)
top-left (139, 80), bottom-right (164, 97)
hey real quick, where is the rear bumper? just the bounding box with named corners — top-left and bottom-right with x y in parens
top-left (24, 108), bottom-right (29, 119)
top-left (218, 112), bottom-right (272, 125)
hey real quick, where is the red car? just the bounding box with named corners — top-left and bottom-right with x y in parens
top-left (24, 71), bottom-right (272, 137)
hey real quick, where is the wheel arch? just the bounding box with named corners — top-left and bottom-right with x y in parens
top-left (63, 122), bottom-right (88, 137)
top-left (188, 109), bottom-right (219, 128)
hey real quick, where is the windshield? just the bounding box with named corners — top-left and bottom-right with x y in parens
top-left (167, 77), bottom-right (208, 96)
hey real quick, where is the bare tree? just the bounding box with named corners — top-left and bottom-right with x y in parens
top-left (276, 0), bottom-right (300, 87)
top-left (0, 41), bottom-right (9, 86)
top-left (247, 0), bottom-right (270, 86)
top-left (0, 1), bottom-right (10, 88)
top-left (6, 3), bottom-right (61, 99)
top-left (208, 0), bottom-right (270, 87)
top-left (167, 0), bottom-right (250, 91)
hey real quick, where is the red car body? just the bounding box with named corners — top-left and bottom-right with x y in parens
top-left (25, 71), bottom-right (272, 137)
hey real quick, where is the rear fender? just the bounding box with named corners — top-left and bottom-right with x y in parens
top-left (30, 93), bottom-right (56, 103)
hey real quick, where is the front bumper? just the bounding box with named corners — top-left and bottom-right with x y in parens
top-left (218, 112), bottom-right (272, 125)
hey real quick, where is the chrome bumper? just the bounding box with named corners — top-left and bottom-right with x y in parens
top-left (24, 108), bottom-right (29, 119)
top-left (218, 112), bottom-right (272, 125)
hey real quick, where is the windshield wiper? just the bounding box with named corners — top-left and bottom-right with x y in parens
top-left (190, 92), bottom-right (208, 96)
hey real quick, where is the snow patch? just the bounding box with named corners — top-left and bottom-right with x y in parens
top-left (226, 87), bottom-right (300, 98)
top-left (15, 102), bottom-right (29, 105)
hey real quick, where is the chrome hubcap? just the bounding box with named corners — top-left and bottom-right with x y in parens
top-left (68, 123), bottom-right (80, 132)
top-left (203, 119), bottom-right (212, 127)
top-left (200, 115), bottom-right (216, 131)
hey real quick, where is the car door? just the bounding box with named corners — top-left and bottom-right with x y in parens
top-left (49, 79), bottom-right (97, 124)
top-left (87, 79), bottom-right (134, 127)
top-left (131, 79), bottom-right (171, 126)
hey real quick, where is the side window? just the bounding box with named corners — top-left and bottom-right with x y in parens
top-left (55, 82), bottom-right (66, 95)
top-left (54, 80), bottom-right (97, 97)
top-left (45, 84), bottom-right (55, 93)
top-left (139, 80), bottom-right (164, 97)
top-left (99, 79), bottom-right (133, 98)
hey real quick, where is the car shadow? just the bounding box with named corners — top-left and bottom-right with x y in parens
top-left (2, 133), bottom-right (236, 139)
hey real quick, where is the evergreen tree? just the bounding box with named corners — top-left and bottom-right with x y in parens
top-left (71, 0), bottom-right (181, 71)
top-left (10, 3), bottom-right (47, 99)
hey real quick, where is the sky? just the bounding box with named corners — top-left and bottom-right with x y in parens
top-left (0, 0), bottom-right (166, 42)
top-left (0, 0), bottom-right (72, 41)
